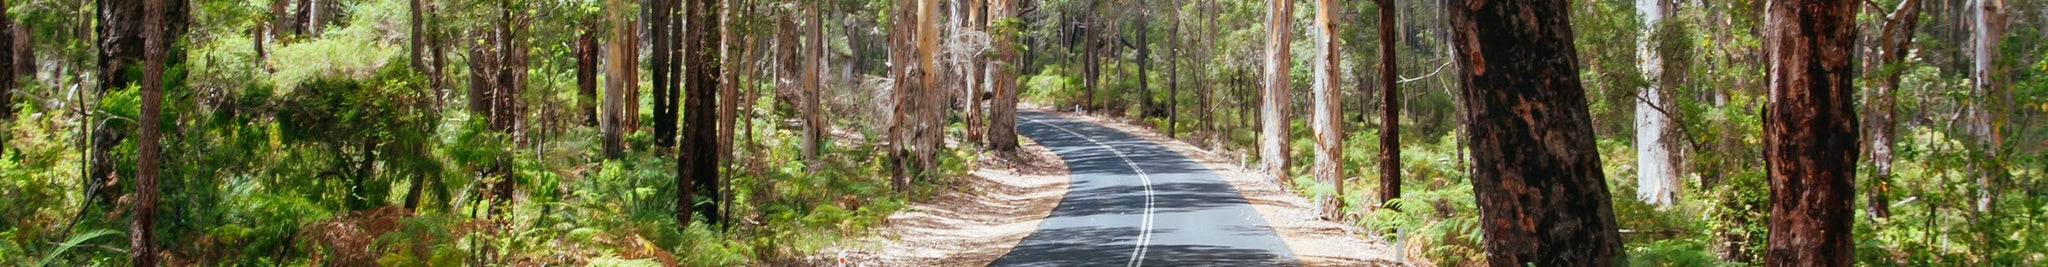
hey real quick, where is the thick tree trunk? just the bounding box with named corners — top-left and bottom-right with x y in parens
top-left (602, 0), bottom-right (636, 158)
top-left (1308, 0), bottom-right (1343, 216)
top-left (1759, 0), bottom-right (1859, 265)
top-left (651, 0), bottom-right (676, 151)
top-left (988, 0), bottom-right (1019, 153)
top-left (1634, 0), bottom-right (1679, 207)
top-left (1374, 0), bottom-right (1398, 208)
top-left (678, 0), bottom-right (724, 228)
top-left (131, 0), bottom-right (168, 263)
top-left (1446, 0), bottom-right (1623, 265)
top-left (1258, 0), bottom-right (1292, 180)
top-left (94, 0), bottom-right (187, 205)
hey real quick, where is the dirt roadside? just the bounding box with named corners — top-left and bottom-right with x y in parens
top-left (811, 137), bottom-right (1071, 266)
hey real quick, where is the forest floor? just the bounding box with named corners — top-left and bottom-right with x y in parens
top-left (1020, 105), bottom-right (1404, 267)
top-left (807, 135), bottom-right (1073, 266)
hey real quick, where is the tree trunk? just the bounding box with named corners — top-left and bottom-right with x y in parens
top-left (602, 0), bottom-right (636, 158)
top-left (1258, 0), bottom-right (1292, 180)
top-left (801, 0), bottom-right (825, 166)
top-left (578, 26), bottom-right (601, 126)
top-left (1446, 0), bottom-right (1623, 265)
top-left (651, 0), bottom-right (676, 151)
top-left (1167, 10), bottom-right (1179, 138)
top-left (1374, 0), bottom-right (1399, 208)
top-left (1968, 0), bottom-right (2005, 214)
top-left (1308, 0), bottom-right (1343, 216)
top-left (131, 0), bottom-right (168, 263)
top-left (1759, 0), bottom-right (1859, 265)
top-left (1136, 12), bottom-right (1152, 118)
top-left (95, 0), bottom-right (188, 205)
top-left (679, 0), bottom-right (724, 228)
top-left (410, 0), bottom-right (425, 72)
top-left (1865, 0), bottom-right (1922, 219)
top-left (1634, 0), bottom-right (1679, 207)
top-left (0, 0), bottom-right (12, 121)
top-left (1083, 16), bottom-right (1096, 111)
top-left (988, 0), bottom-right (1019, 153)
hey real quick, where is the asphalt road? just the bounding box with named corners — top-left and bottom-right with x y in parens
top-left (989, 111), bottom-right (1300, 267)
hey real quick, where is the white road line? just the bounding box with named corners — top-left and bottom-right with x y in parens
top-left (1021, 115), bottom-right (1156, 267)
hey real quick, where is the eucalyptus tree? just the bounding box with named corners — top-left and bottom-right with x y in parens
top-left (1446, 0), bottom-right (1623, 264)
top-left (1759, 0), bottom-right (1859, 264)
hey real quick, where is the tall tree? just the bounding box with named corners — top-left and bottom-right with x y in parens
top-left (1373, 0), bottom-right (1398, 208)
top-left (988, 0), bottom-right (1019, 153)
top-left (1865, 0), bottom-right (1923, 219)
top-left (1308, 0), bottom-right (1343, 215)
top-left (1446, 0), bottom-right (1623, 265)
top-left (1759, 0), bottom-right (1859, 264)
top-left (94, 0), bottom-right (188, 204)
top-left (1968, 0), bottom-right (2006, 213)
top-left (131, 0), bottom-right (170, 263)
top-left (801, 0), bottom-right (826, 166)
top-left (651, 0), bottom-right (677, 151)
top-left (578, 26), bottom-right (601, 126)
top-left (602, 0), bottom-right (637, 158)
top-left (679, 0), bottom-right (724, 227)
top-left (0, 0), bottom-right (12, 121)
top-left (1258, 0), bottom-right (1292, 180)
top-left (1634, 0), bottom-right (1680, 207)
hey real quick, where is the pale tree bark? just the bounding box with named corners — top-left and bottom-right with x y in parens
top-left (1374, 0), bottom-right (1398, 208)
top-left (1968, 0), bottom-right (2006, 214)
top-left (1865, 0), bottom-right (1922, 219)
top-left (1446, 0), bottom-right (1624, 265)
top-left (1634, 0), bottom-right (1679, 207)
top-left (918, 0), bottom-right (941, 175)
top-left (132, 0), bottom-right (169, 263)
top-left (602, 0), bottom-right (637, 158)
top-left (988, 0), bottom-right (1019, 153)
top-left (1259, 0), bottom-right (1293, 181)
top-left (1308, 0), bottom-right (1343, 216)
top-left (1760, 0), bottom-right (1859, 265)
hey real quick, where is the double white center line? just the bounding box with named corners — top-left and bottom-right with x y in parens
top-left (1021, 116), bottom-right (1157, 267)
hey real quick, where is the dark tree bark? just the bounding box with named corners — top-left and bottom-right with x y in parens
top-left (0, 0), bottom-right (13, 121)
top-left (577, 26), bottom-right (601, 126)
top-left (650, 0), bottom-right (677, 151)
top-left (678, 0), bottom-right (723, 227)
top-left (1375, 0), bottom-right (1398, 207)
top-left (131, 0), bottom-right (169, 263)
top-left (1760, 0), bottom-right (1860, 265)
top-left (1445, 0), bottom-right (1623, 265)
top-left (93, 0), bottom-right (188, 204)
top-left (410, 0), bottom-right (424, 72)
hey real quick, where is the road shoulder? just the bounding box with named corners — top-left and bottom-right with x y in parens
top-left (1024, 106), bottom-right (1403, 267)
top-left (819, 136), bottom-right (1071, 266)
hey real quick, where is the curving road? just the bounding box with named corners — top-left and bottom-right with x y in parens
top-left (990, 111), bottom-right (1300, 267)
